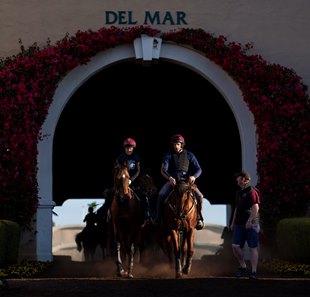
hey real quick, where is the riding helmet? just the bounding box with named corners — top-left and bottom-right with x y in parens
top-left (123, 138), bottom-right (136, 148)
top-left (171, 134), bottom-right (185, 145)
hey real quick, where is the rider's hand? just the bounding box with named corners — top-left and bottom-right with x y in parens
top-left (189, 176), bottom-right (196, 184)
top-left (169, 176), bottom-right (176, 186)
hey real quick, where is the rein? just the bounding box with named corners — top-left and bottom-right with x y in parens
top-left (167, 185), bottom-right (195, 224)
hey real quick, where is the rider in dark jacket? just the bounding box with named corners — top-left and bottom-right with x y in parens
top-left (103, 138), bottom-right (152, 223)
top-left (154, 134), bottom-right (204, 230)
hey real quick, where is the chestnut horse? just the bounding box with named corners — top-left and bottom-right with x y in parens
top-left (162, 181), bottom-right (198, 278)
top-left (110, 161), bottom-right (144, 278)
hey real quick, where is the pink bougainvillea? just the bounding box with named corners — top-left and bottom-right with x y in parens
top-left (0, 27), bottom-right (309, 240)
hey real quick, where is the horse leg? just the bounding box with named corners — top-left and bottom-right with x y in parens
top-left (182, 250), bottom-right (193, 274)
top-left (182, 233), bottom-right (194, 274)
top-left (172, 232), bottom-right (183, 278)
top-left (91, 246), bottom-right (97, 261)
top-left (115, 241), bottom-right (126, 277)
top-left (163, 233), bottom-right (174, 268)
top-left (76, 240), bottom-right (82, 252)
top-left (127, 243), bottom-right (135, 278)
top-left (84, 249), bottom-right (90, 262)
top-left (175, 251), bottom-right (183, 278)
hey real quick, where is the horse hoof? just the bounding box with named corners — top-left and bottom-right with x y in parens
top-left (127, 273), bottom-right (134, 279)
top-left (176, 272), bottom-right (183, 279)
top-left (117, 269), bottom-right (126, 277)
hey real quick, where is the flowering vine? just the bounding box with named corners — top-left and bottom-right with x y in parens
top-left (0, 26), bottom-right (309, 240)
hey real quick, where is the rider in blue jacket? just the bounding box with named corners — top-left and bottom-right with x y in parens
top-left (154, 134), bottom-right (204, 230)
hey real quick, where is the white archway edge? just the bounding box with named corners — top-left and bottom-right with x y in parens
top-left (32, 41), bottom-right (257, 261)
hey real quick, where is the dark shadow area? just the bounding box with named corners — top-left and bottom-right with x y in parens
top-left (53, 60), bottom-right (241, 206)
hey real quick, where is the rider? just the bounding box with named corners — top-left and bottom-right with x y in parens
top-left (154, 134), bottom-right (204, 230)
top-left (104, 137), bottom-right (152, 223)
top-left (78, 205), bottom-right (97, 248)
top-left (83, 206), bottom-right (97, 229)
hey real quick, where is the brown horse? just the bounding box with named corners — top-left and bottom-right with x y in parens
top-left (75, 225), bottom-right (100, 261)
top-left (110, 160), bottom-right (144, 278)
top-left (133, 169), bottom-right (160, 265)
top-left (162, 181), bottom-right (198, 278)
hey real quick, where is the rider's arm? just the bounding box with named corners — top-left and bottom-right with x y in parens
top-left (188, 152), bottom-right (202, 179)
top-left (161, 162), bottom-right (176, 185)
top-left (130, 161), bottom-right (140, 182)
top-left (161, 162), bottom-right (171, 180)
top-left (161, 152), bottom-right (174, 180)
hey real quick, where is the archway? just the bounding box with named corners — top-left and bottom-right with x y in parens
top-left (53, 60), bottom-right (239, 205)
top-left (34, 41), bottom-right (257, 261)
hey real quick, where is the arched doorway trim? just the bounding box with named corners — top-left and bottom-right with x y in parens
top-left (34, 42), bottom-right (256, 261)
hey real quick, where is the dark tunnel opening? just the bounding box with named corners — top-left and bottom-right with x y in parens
top-left (53, 60), bottom-right (241, 206)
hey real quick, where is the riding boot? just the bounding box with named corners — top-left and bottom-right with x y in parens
top-left (196, 200), bottom-right (204, 230)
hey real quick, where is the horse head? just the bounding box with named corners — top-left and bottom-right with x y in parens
top-left (167, 181), bottom-right (196, 228)
top-left (113, 160), bottom-right (132, 198)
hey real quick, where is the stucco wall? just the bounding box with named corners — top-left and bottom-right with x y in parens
top-left (0, 0), bottom-right (309, 89)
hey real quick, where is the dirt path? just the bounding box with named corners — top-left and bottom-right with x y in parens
top-left (2, 256), bottom-right (310, 297)
top-left (3, 276), bottom-right (310, 297)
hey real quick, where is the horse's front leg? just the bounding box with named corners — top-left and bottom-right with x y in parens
top-left (175, 249), bottom-right (183, 278)
top-left (172, 231), bottom-right (183, 278)
top-left (115, 241), bottom-right (126, 277)
top-left (127, 243), bottom-right (135, 278)
top-left (164, 233), bottom-right (174, 267)
top-left (182, 232), bottom-right (195, 274)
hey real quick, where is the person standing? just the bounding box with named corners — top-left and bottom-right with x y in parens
top-left (154, 134), bottom-right (204, 230)
top-left (230, 170), bottom-right (261, 279)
